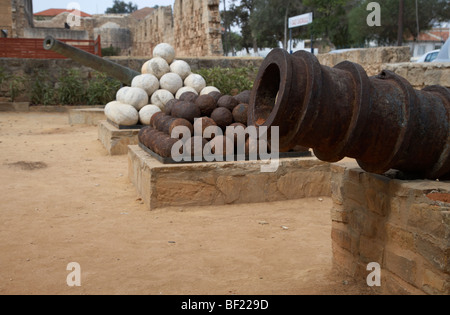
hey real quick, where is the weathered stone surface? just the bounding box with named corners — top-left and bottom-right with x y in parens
top-left (68, 108), bottom-right (105, 126)
top-left (317, 47), bottom-right (411, 76)
top-left (422, 267), bottom-right (450, 295)
top-left (331, 161), bottom-right (450, 295)
top-left (128, 145), bottom-right (331, 210)
top-left (0, 102), bottom-right (29, 112)
top-left (384, 62), bottom-right (450, 89)
top-left (98, 120), bottom-right (140, 156)
top-left (384, 249), bottom-right (417, 286)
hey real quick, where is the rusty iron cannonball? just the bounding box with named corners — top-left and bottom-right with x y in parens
top-left (169, 118), bottom-right (194, 138)
top-left (217, 95), bottom-right (239, 111)
top-left (211, 107), bottom-right (233, 130)
top-left (158, 137), bottom-right (179, 158)
top-left (246, 137), bottom-right (271, 156)
top-left (193, 117), bottom-right (218, 139)
top-left (179, 91), bottom-right (199, 103)
top-left (208, 91), bottom-right (222, 103)
top-left (232, 103), bottom-right (248, 125)
top-left (234, 90), bottom-right (251, 105)
top-left (195, 94), bottom-right (217, 117)
top-left (150, 111), bottom-right (165, 128)
top-left (164, 99), bottom-right (178, 116)
top-left (208, 135), bottom-right (235, 156)
top-left (228, 122), bottom-right (248, 145)
top-left (153, 113), bottom-right (177, 135)
top-left (184, 136), bottom-right (209, 157)
top-left (139, 126), bottom-right (178, 158)
top-left (171, 101), bottom-right (202, 124)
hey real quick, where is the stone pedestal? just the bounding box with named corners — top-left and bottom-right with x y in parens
top-left (69, 108), bottom-right (105, 126)
top-left (0, 102), bottom-right (30, 112)
top-left (128, 145), bottom-right (331, 211)
top-left (98, 121), bottom-right (140, 156)
top-left (331, 161), bottom-right (450, 295)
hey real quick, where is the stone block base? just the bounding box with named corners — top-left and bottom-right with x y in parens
top-left (331, 161), bottom-right (450, 295)
top-left (69, 108), bottom-right (105, 126)
top-left (0, 102), bottom-right (30, 112)
top-left (128, 145), bottom-right (331, 211)
top-left (98, 120), bottom-right (140, 156)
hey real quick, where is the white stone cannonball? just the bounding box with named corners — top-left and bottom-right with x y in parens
top-left (184, 73), bottom-right (207, 93)
top-left (143, 57), bottom-right (170, 79)
top-left (139, 105), bottom-right (162, 125)
top-left (160, 73), bottom-right (183, 95)
top-left (131, 74), bottom-right (160, 97)
top-left (200, 86), bottom-right (221, 95)
top-left (153, 103), bottom-right (165, 111)
top-left (175, 86), bottom-right (198, 99)
top-left (116, 86), bottom-right (149, 111)
top-left (104, 101), bottom-right (122, 118)
top-left (116, 86), bottom-right (130, 101)
top-left (170, 60), bottom-right (192, 80)
top-left (151, 89), bottom-right (174, 109)
top-left (141, 60), bottom-right (150, 74)
top-left (105, 101), bottom-right (139, 126)
top-left (153, 43), bottom-right (176, 64)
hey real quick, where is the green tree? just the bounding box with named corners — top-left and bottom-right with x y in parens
top-left (349, 0), bottom-right (450, 46)
top-left (304, 0), bottom-right (354, 49)
top-left (105, 0), bottom-right (138, 14)
top-left (250, 0), bottom-right (306, 50)
top-left (222, 0), bottom-right (259, 54)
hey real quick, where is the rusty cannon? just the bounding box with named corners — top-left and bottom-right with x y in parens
top-left (248, 48), bottom-right (450, 179)
top-left (43, 36), bottom-right (140, 86)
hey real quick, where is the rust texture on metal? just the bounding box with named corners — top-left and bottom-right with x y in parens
top-left (248, 48), bottom-right (450, 179)
top-left (139, 127), bottom-right (178, 158)
top-left (211, 107), bottom-right (233, 130)
top-left (43, 36), bottom-right (140, 86)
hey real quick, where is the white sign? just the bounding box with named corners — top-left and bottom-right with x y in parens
top-left (289, 12), bottom-right (313, 29)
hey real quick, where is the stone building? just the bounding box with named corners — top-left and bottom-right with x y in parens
top-left (133, 0), bottom-right (223, 57)
top-left (0, 0), bottom-right (33, 38)
top-left (0, 0), bottom-right (223, 57)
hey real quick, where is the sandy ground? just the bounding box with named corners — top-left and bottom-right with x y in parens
top-left (0, 111), bottom-right (373, 295)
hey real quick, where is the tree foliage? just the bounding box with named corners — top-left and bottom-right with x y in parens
top-left (221, 0), bottom-right (450, 52)
top-left (105, 0), bottom-right (138, 14)
top-left (349, 0), bottom-right (450, 46)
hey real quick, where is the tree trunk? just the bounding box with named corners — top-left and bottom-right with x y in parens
top-left (283, 4), bottom-right (290, 50)
top-left (253, 36), bottom-right (258, 54)
top-left (397, 0), bottom-right (404, 46)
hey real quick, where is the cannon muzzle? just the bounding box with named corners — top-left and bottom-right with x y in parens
top-left (43, 36), bottom-right (140, 86)
top-left (249, 48), bottom-right (450, 180)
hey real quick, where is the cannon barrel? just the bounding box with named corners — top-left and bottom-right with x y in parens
top-left (43, 36), bottom-right (140, 86)
top-left (249, 48), bottom-right (450, 179)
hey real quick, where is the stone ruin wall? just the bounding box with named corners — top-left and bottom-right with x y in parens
top-left (317, 46), bottom-right (412, 77)
top-left (0, 0), bottom-right (33, 38)
top-left (28, 0), bottom-right (223, 57)
top-left (132, 0), bottom-right (223, 57)
top-left (132, 6), bottom-right (174, 57)
top-left (0, 0), bottom-right (13, 36)
top-left (172, 0), bottom-right (223, 57)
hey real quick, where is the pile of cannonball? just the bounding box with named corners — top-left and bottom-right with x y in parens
top-left (139, 88), bottom-right (254, 158)
top-left (104, 43), bottom-right (220, 126)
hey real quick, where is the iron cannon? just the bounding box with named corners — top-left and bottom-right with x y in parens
top-left (43, 36), bottom-right (140, 86)
top-left (248, 48), bottom-right (450, 180)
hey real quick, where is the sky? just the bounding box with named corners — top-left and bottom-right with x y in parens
top-left (32, 0), bottom-right (176, 14)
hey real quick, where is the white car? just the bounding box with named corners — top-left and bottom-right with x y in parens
top-left (416, 49), bottom-right (440, 63)
top-left (434, 38), bottom-right (450, 62)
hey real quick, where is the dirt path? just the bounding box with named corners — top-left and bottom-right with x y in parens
top-left (0, 112), bottom-right (373, 295)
